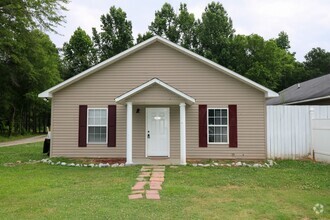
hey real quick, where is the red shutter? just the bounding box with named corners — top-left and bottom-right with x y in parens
top-left (229, 105), bottom-right (238, 148)
top-left (78, 105), bottom-right (87, 147)
top-left (199, 105), bottom-right (208, 147)
top-left (108, 105), bottom-right (116, 147)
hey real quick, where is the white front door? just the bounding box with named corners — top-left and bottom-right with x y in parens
top-left (146, 108), bottom-right (170, 157)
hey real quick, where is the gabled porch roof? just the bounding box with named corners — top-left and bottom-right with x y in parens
top-left (115, 78), bottom-right (196, 105)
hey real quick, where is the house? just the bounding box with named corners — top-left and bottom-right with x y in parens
top-left (267, 74), bottom-right (330, 105)
top-left (39, 36), bottom-right (278, 165)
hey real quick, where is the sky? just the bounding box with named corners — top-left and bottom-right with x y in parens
top-left (48, 0), bottom-right (330, 61)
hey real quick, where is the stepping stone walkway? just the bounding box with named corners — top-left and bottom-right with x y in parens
top-left (128, 166), bottom-right (165, 200)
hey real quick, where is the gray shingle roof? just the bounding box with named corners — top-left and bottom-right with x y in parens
top-left (267, 74), bottom-right (330, 105)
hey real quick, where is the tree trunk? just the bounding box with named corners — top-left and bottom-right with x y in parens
top-left (33, 108), bottom-right (37, 133)
top-left (26, 110), bottom-right (29, 133)
top-left (8, 104), bottom-right (16, 137)
top-left (19, 108), bottom-right (23, 134)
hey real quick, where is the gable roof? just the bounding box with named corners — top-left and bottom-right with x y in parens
top-left (39, 36), bottom-right (278, 98)
top-left (267, 74), bottom-right (330, 105)
top-left (115, 78), bottom-right (196, 105)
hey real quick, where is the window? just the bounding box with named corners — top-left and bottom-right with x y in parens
top-left (208, 108), bottom-right (228, 143)
top-left (87, 108), bottom-right (107, 144)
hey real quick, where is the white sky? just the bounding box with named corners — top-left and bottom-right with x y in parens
top-left (48, 0), bottom-right (330, 61)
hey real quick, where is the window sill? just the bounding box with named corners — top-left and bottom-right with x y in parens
top-left (207, 142), bottom-right (229, 145)
top-left (87, 142), bottom-right (107, 145)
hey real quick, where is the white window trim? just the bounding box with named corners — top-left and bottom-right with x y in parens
top-left (207, 108), bottom-right (229, 144)
top-left (87, 108), bottom-right (108, 145)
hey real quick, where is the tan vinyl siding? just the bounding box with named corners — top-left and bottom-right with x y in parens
top-left (51, 41), bottom-right (266, 159)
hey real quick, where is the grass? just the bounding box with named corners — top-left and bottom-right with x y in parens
top-left (0, 133), bottom-right (42, 143)
top-left (0, 143), bottom-right (329, 219)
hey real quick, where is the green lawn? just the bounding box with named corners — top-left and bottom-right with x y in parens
top-left (0, 143), bottom-right (329, 219)
top-left (0, 134), bottom-right (41, 143)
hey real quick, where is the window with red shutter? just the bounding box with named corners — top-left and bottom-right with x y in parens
top-left (229, 105), bottom-right (238, 148)
top-left (199, 105), bottom-right (208, 147)
top-left (78, 105), bottom-right (87, 147)
top-left (108, 105), bottom-right (116, 147)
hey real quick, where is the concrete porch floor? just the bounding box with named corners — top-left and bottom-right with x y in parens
top-left (133, 158), bottom-right (181, 165)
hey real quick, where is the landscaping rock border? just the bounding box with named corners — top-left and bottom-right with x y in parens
top-left (4, 158), bottom-right (277, 168)
top-left (190, 160), bottom-right (277, 168)
top-left (39, 158), bottom-right (126, 168)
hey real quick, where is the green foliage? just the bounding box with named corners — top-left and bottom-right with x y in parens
top-left (92, 6), bottom-right (134, 62)
top-left (149, 3), bottom-right (180, 43)
top-left (0, 0), bottom-right (67, 136)
top-left (228, 34), bottom-right (297, 91)
top-left (197, 1), bottom-right (235, 66)
top-left (136, 31), bottom-right (154, 44)
top-left (304, 47), bottom-right (330, 78)
top-left (0, 0), bottom-right (68, 37)
top-left (142, 2), bottom-right (330, 92)
top-left (62, 27), bottom-right (96, 79)
top-left (275, 31), bottom-right (291, 50)
top-left (177, 3), bottom-right (198, 50)
top-left (145, 3), bottom-right (197, 50)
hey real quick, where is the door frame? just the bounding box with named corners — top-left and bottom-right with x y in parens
top-left (145, 107), bottom-right (170, 157)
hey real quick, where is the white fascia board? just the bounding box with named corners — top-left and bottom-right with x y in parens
top-left (38, 36), bottom-right (161, 98)
top-left (115, 78), bottom-right (196, 104)
top-left (286, 95), bottom-right (330, 105)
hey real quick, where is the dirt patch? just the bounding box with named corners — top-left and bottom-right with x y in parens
top-left (79, 158), bottom-right (126, 164)
top-left (222, 185), bottom-right (241, 190)
top-left (3, 160), bottom-right (40, 167)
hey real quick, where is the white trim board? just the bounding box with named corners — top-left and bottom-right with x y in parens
top-left (285, 95), bottom-right (330, 105)
top-left (115, 78), bottom-right (196, 105)
top-left (39, 36), bottom-right (278, 98)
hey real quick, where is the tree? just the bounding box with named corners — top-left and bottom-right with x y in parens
top-left (62, 27), bottom-right (96, 79)
top-left (92, 6), bottom-right (134, 62)
top-left (275, 31), bottom-right (291, 51)
top-left (149, 3), bottom-right (180, 43)
top-left (197, 2), bottom-right (235, 67)
top-left (145, 3), bottom-right (198, 50)
top-left (0, 0), bottom-right (67, 136)
top-left (229, 34), bottom-right (297, 91)
top-left (0, 0), bottom-right (68, 30)
top-left (136, 32), bottom-right (154, 44)
top-left (303, 47), bottom-right (330, 79)
top-left (177, 3), bottom-right (197, 50)
top-left (0, 30), bottom-right (61, 136)
top-left (0, 0), bottom-right (68, 73)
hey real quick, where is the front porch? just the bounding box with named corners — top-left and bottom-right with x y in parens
top-left (114, 78), bottom-right (196, 165)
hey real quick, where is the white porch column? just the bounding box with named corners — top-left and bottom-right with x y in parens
top-left (126, 102), bottom-right (133, 165)
top-left (180, 103), bottom-right (187, 165)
